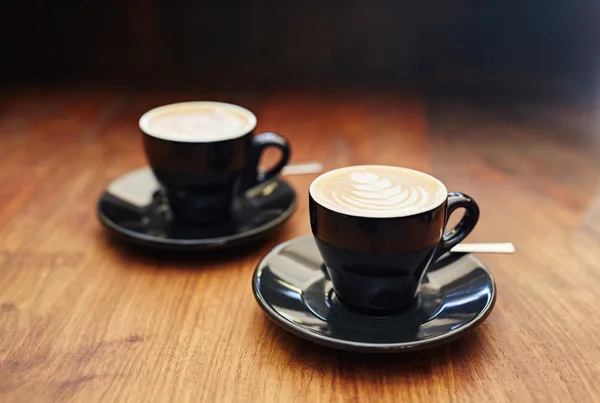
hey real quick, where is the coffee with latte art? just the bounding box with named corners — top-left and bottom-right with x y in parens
top-left (310, 165), bottom-right (447, 218)
top-left (139, 102), bottom-right (256, 143)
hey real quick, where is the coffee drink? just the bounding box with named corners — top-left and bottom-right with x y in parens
top-left (140, 102), bottom-right (256, 142)
top-left (310, 165), bottom-right (447, 218)
top-left (141, 102), bottom-right (289, 224)
top-left (309, 165), bottom-right (479, 314)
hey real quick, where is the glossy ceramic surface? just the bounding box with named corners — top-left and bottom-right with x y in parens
top-left (253, 235), bottom-right (496, 353)
top-left (309, 189), bottom-right (479, 313)
top-left (98, 167), bottom-right (296, 251)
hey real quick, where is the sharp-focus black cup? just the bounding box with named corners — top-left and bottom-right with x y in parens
top-left (140, 102), bottom-right (290, 224)
top-left (309, 165), bottom-right (479, 315)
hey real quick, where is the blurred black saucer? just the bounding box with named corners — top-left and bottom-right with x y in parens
top-left (98, 167), bottom-right (296, 251)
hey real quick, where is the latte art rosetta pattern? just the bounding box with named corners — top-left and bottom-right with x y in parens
top-left (310, 166), bottom-right (448, 217)
top-left (328, 172), bottom-right (431, 212)
top-left (321, 171), bottom-right (443, 216)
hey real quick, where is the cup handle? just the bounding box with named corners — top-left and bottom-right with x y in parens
top-left (435, 192), bottom-right (480, 258)
top-left (247, 132), bottom-right (290, 187)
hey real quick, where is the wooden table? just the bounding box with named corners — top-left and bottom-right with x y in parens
top-left (1, 88), bottom-right (599, 402)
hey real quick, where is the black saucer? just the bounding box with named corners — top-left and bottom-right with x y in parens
top-left (253, 235), bottom-right (496, 353)
top-left (98, 167), bottom-right (296, 251)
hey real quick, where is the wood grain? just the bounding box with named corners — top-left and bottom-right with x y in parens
top-left (1, 87), bottom-right (600, 402)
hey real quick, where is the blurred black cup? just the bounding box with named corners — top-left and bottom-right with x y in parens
top-left (140, 102), bottom-right (290, 224)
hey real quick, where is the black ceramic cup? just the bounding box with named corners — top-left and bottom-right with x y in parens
top-left (140, 102), bottom-right (290, 224)
top-left (309, 165), bottom-right (479, 315)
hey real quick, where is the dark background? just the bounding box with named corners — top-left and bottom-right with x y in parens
top-left (2, 1), bottom-right (600, 100)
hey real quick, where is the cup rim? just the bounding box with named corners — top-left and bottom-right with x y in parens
top-left (139, 101), bottom-right (258, 143)
top-left (309, 165), bottom-right (448, 218)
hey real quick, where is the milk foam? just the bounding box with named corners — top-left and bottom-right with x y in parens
top-left (310, 166), bottom-right (448, 218)
top-left (139, 102), bottom-right (256, 142)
